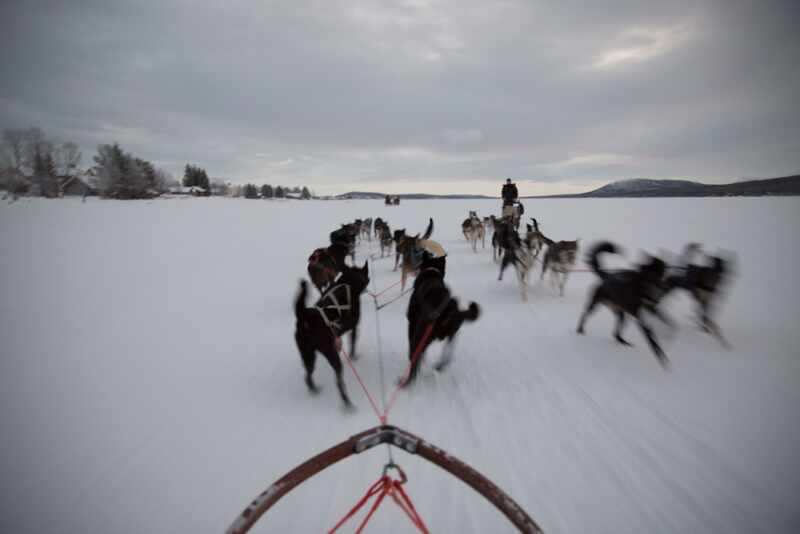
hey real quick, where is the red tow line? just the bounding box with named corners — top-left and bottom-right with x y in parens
top-left (329, 464), bottom-right (430, 534)
top-left (330, 277), bottom-right (436, 532)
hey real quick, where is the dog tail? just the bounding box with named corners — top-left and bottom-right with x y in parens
top-left (422, 217), bottom-right (434, 240)
top-left (460, 302), bottom-right (480, 322)
top-left (588, 241), bottom-right (618, 280)
top-left (295, 280), bottom-right (308, 321)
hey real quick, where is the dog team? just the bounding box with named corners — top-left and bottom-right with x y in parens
top-left (297, 206), bottom-right (730, 407)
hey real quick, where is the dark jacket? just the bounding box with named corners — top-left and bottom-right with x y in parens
top-left (502, 183), bottom-right (518, 204)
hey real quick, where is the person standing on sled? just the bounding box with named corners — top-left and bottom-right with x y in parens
top-left (501, 178), bottom-right (520, 228)
top-left (501, 178), bottom-right (518, 207)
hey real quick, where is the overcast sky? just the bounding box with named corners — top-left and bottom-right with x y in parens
top-left (2, 0), bottom-right (799, 195)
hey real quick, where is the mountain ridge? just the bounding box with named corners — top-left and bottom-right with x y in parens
top-left (326, 174), bottom-right (800, 200)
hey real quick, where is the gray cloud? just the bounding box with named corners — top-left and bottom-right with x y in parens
top-left (1, 0), bottom-right (799, 194)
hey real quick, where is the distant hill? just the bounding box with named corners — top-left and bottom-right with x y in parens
top-left (526, 174), bottom-right (800, 198)
top-left (322, 174), bottom-right (800, 200)
top-left (332, 191), bottom-right (495, 200)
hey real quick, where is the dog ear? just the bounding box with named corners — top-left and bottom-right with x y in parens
top-left (362, 261), bottom-right (369, 273)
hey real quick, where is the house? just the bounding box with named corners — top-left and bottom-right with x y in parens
top-left (168, 185), bottom-right (208, 196)
top-left (0, 168), bottom-right (30, 198)
top-left (60, 176), bottom-right (95, 197)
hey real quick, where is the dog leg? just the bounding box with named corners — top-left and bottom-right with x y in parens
top-left (577, 288), bottom-right (601, 334)
top-left (705, 317), bottom-right (731, 349)
top-left (434, 337), bottom-right (455, 371)
top-left (700, 298), bottom-right (730, 348)
top-left (651, 306), bottom-right (676, 329)
top-left (613, 311), bottom-right (632, 346)
top-left (404, 323), bottom-right (431, 387)
top-left (296, 331), bottom-right (320, 393)
top-left (560, 271), bottom-right (569, 296)
top-left (517, 264), bottom-right (528, 302)
top-left (636, 319), bottom-right (669, 368)
top-left (321, 346), bottom-right (352, 406)
top-left (350, 325), bottom-right (359, 360)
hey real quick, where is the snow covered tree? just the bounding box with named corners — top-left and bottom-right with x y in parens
top-left (53, 142), bottom-right (82, 177)
top-left (182, 164), bottom-right (210, 191)
top-left (210, 179), bottom-right (229, 196)
top-left (1, 129), bottom-right (27, 175)
top-left (244, 183), bottom-right (259, 199)
top-left (154, 169), bottom-right (173, 194)
top-left (92, 143), bottom-right (152, 199)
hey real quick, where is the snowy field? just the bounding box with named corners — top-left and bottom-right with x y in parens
top-left (1, 196), bottom-right (799, 533)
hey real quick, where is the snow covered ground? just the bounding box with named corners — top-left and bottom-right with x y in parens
top-left (1, 196), bottom-right (799, 533)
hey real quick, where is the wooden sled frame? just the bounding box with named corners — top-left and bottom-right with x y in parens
top-left (226, 425), bottom-right (543, 533)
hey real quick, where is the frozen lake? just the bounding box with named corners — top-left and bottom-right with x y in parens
top-left (1, 196), bottom-right (798, 533)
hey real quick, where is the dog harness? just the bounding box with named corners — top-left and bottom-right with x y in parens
top-left (314, 282), bottom-right (352, 335)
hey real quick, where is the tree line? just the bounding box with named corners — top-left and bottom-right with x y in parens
top-left (1, 127), bottom-right (315, 200)
top-left (241, 184), bottom-right (312, 199)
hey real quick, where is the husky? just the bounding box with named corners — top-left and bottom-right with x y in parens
top-left (497, 222), bottom-right (535, 301)
top-left (375, 220), bottom-right (394, 258)
top-left (404, 255), bottom-right (480, 385)
top-left (307, 243), bottom-right (349, 294)
top-left (491, 217), bottom-right (514, 263)
top-left (577, 242), bottom-right (672, 367)
top-left (393, 228), bottom-right (406, 271)
top-left (664, 243), bottom-right (731, 348)
top-left (540, 235), bottom-right (579, 296)
top-left (330, 223), bottom-right (358, 263)
top-left (461, 212), bottom-right (485, 252)
top-left (294, 263), bottom-right (370, 407)
top-left (360, 218), bottom-right (373, 241)
top-left (396, 218), bottom-right (442, 290)
top-left (373, 217), bottom-right (385, 239)
top-left (524, 218), bottom-right (547, 262)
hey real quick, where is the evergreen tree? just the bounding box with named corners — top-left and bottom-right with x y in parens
top-left (260, 184), bottom-right (274, 198)
top-left (93, 143), bottom-right (151, 199)
top-left (301, 186), bottom-right (311, 199)
top-left (275, 185), bottom-right (285, 198)
top-left (244, 183), bottom-right (259, 199)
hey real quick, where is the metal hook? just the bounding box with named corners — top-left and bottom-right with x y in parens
top-left (382, 462), bottom-right (407, 484)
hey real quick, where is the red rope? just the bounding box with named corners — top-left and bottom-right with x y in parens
top-left (382, 323), bottom-right (434, 420)
top-left (328, 475), bottom-right (429, 534)
top-left (354, 482), bottom-right (390, 533)
top-left (338, 341), bottom-right (384, 422)
top-left (389, 481), bottom-right (431, 533)
top-left (328, 477), bottom-right (385, 534)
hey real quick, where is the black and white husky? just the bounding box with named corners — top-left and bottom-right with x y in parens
top-left (540, 235), bottom-right (579, 296)
top-left (461, 211), bottom-right (485, 252)
top-left (496, 220), bottom-right (535, 301)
